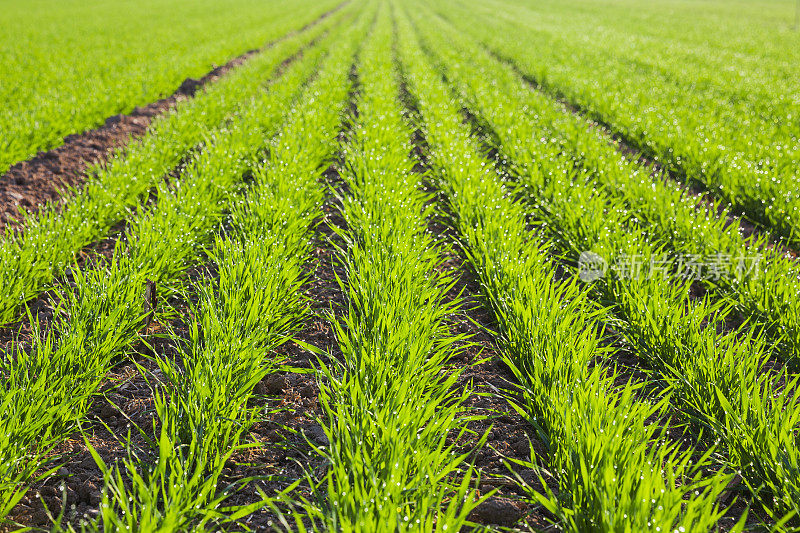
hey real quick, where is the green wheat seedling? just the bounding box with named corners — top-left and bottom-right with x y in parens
top-left (404, 7), bottom-right (800, 525)
top-left (83, 11), bottom-right (370, 528)
top-left (421, 0), bottom-right (800, 247)
top-left (394, 8), bottom-right (737, 530)
top-left (609, 272), bottom-right (800, 525)
top-left (3, 0), bottom-right (797, 531)
top-left (541, 189), bottom-right (800, 524)
top-left (514, 132), bottom-right (800, 524)
top-left (406, 0), bottom-right (800, 369)
top-left (294, 8), bottom-right (484, 530)
top-left (88, 237), bottom-right (309, 531)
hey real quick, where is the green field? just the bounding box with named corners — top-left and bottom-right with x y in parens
top-left (429, 0), bottom-right (800, 244)
top-left (0, 0), bottom-right (340, 173)
top-left (1, 0), bottom-right (799, 531)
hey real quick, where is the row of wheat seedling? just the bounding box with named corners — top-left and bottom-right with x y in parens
top-left (407, 4), bottom-right (800, 527)
top-left (72, 10), bottom-right (371, 529)
top-left (427, 0), bottom-right (800, 248)
top-left (408, 0), bottom-right (800, 367)
top-left (0, 3), bottom-right (354, 325)
top-left (393, 5), bottom-right (736, 531)
top-left (0, 24), bottom-right (348, 526)
top-left (284, 7), bottom-right (484, 530)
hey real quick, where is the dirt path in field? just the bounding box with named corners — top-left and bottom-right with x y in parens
top-left (0, 2), bottom-right (347, 235)
top-left (430, 224), bottom-right (553, 530)
top-left (223, 172), bottom-right (351, 529)
top-left (396, 80), bottom-right (550, 527)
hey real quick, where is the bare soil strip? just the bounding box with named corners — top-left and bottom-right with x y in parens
top-left (4, 192), bottom-right (341, 530)
top-left (6, 182), bottom-right (345, 528)
top-left (433, 235), bottom-right (552, 530)
top-left (222, 174), bottom-right (351, 529)
top-left (1, 262), bottom-right (201, 529)
top-left (398, 77), bottom-right (550, 526)
top-left (0, 2), bottom-right (347, 234)
top-left (7, 174), bottom-right (555, 531)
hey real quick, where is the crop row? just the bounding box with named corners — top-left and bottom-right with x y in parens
top-left (289, 6), bottom-right (483, 529)
top-left (0, 13), bottom-right (358, 524)
top-left (0, 0), bottom-right (343, 173)
top-left (404, 1), bottom-right (800, 527)
top-left (395, 5), bottom-right (739, 531)
top-left (404, 2), bottom-right (800, 367)
top-left (3, 0), bottom-right (797, 530)
top-left (404, 0), bottom-right (800, 360)
top-left (80, 6), bottom-right (369, 528)
top-left (0, 3), bottom-right (355, 325)
top-left (425, 0), bottom-right (800, 246)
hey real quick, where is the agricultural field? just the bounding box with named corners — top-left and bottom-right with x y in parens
top-left (0, 0), bottom-right (341, 174)
top-left (0, 0), bottom-right (799, 531)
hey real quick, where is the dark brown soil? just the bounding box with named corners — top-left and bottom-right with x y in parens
top-left (401, 73), bottom-right (553, 526)
top-left (420, 174), bottom-right (553, 529)
top-left (0, 71), bottom-right (232, 236)
top-left (7, 358), bottom-right (164, 530)
top-left (0, 2), bottom-right (347, 236)
top-left (1, 273), bottom-right (199, 531)
top-left (438, 253), bottom-right (553, 530)
top-left (216, 184), bottom-right (350, 530)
